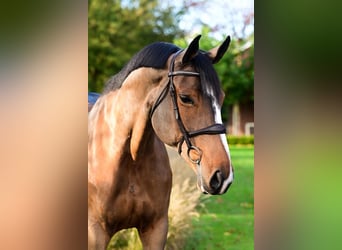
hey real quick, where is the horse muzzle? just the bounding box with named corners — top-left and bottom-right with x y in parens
top-left (198, 164), bottom-right (234, 195)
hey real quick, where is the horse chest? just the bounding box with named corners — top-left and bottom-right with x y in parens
top-left (107, 183), bottom-right (159, 231)
top-left (106, 167), bottom-right (169, 230)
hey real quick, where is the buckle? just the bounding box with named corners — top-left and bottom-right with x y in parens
top-left (187, 146), bottom-right (202, 164)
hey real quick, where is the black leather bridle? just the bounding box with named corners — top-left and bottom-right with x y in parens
top-left (150, 50), bottom-right (226, 164)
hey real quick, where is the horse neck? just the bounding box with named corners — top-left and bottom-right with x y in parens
top-left (89, 68), bottom-right (166, 168)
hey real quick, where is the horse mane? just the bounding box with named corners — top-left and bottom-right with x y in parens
top-left (103, 42), bottom-right (180, 93)
top-left (103, 41), bottom-right (222, 101)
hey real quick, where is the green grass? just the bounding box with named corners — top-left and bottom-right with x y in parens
top-left (184, 146), bottom-right (254, 250)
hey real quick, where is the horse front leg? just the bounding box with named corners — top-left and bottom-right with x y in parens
top-left (138, 216), bottom-right (168, 250)
top-left (88, 220), bottom-right (110, 250)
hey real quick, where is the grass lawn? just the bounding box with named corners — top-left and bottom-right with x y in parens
top-left (184, 146), bottom-right (254, 250)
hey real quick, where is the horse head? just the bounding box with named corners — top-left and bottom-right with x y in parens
top-left (151, 35), bottom-right (233, 195)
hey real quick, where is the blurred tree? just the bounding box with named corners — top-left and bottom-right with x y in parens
top-left (88, 0), bottom-right (184, 92)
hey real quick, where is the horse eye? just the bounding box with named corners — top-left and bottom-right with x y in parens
top-left (179, 95), bottom-right (194, 105)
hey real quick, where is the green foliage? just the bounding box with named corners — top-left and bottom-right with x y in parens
top-left (216, 35), bottom-right (254, 104)
top-left (227, 135), bottom-right (254, 145)
top-left (88, 0), bottom-right (184, 92)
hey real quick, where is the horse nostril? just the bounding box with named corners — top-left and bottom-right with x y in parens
top-left (209, 171), bottom-right (223, 192)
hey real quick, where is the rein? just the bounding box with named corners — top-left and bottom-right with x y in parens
top-left (150, 50), bottom-right (226, 164)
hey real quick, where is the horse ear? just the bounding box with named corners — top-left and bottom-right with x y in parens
top-left (208, 36), bottom-right (231, 64)
top-left (182, 35), bottom-right (201, 64)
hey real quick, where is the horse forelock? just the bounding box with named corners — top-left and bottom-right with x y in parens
top-left (193, 52), bottom-right (222, 105)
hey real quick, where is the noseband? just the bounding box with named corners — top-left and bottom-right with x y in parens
top-left (150, 50), bottom-right (226, 164)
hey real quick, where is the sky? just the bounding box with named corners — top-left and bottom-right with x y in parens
top-left (173, 0), bottom-right (254, 40)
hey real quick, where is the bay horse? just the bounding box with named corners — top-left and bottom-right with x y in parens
top-left (88, 35), bottom-right (234, 250)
